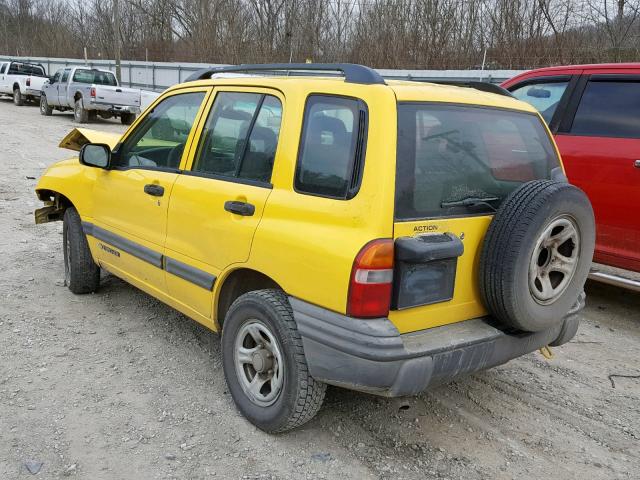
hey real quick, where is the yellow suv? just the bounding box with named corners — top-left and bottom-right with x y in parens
top-left (35, 64), bottom-right (595, 433)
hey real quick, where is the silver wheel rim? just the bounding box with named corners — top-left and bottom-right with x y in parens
top-left (74, 103), bottom-right (80, 120)
top-left (529, 215), bottom-right (580, 305)
top-left (40, 96), bottom-right (46, 113)
top-left (234, 320), bottom-right (284, 407)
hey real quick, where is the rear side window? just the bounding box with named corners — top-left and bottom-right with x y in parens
top-left (510, 81), bottom-right (569, 124)
top-left (295, 95), bottom-right (367, 199)
top-left (570, 81), bottom-right (640, 138)
top-left (396, 103), bottom-right (559, 220)
top-left (192, 92), bottom-right (282, 183)
top-left (7, 62), bottom-right (45, 76)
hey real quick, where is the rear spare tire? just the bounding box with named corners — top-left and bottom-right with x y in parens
top-left (479, 180), bottom-right (595, 332)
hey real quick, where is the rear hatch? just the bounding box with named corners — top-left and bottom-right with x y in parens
top-left (389, 100), bottom-right (561, 334)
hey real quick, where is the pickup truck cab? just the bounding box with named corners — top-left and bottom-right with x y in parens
top-left (35, 63), bottom-right (595, 432)
top-left (502, 64), bottom-right (640, 273)
top-left (0, 61), bottom-right (48, 105)
top-left (40, 67), bottom-right (141, 125)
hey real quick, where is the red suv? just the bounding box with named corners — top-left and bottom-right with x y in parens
top-left (502, 64), bottom-right (640, 273)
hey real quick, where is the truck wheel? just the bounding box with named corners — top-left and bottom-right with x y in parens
top-left (74, 98), bottom-right (89, 123)
top-left (222, 289), bottom-right (326, 433)
top-left (121, 112), bottom-right (136, 125)
top-left (40, 95), bottom-right (53, 116)
top-left (13, 88), bottom-right (23, 106)
top-left (63, 207), bottom-right (100, 294)
top-left (479, 180), bottom-right (595, 332)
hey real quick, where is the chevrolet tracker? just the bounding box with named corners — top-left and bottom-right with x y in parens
top-left (35, 63), bottom-right (595, 433)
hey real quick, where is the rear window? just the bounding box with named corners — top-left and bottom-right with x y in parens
top-left (8, 62), bottom-right (45, 76)
top-left (396, 103), bottom-right (559, 220)
top-left (73, 69), bottom-right (117, 86)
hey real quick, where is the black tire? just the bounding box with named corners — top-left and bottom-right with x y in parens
top-left (40, 94), bottom-right (53, 116)
top-left (13, 88), bottom-right (23, 106)
top-left (74, 98), bottom-right (89, 123)
top-left (222, 289), bottom-right (326, 433)
top-left (63, 207), bottom-right (100, 294)
top-left (479, 180), bottom-right (595, 332)
top-left (121, 112), bottom-right (136, 125)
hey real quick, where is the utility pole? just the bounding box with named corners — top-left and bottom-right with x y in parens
top-left (113, 0), bottom-right (122, 82)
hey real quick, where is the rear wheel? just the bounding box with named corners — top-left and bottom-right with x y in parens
top-left (40, 94), bottom-right (53, 116)
top-left (479, 180), bottom-right (595, 332)
top-left (120, 112), bottom-right (136, 125)
top-left (74, 98), bottom-right (89, 123)
top-left (13, 88), bottom-right (23, 106)
top-left (63, 207), bottom-right (100, 294)
top-left (222, 290), bottom-right (326, 433)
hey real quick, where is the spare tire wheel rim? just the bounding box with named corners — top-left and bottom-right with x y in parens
top-left (234, 319), bottom-right (284, 407)
top-left (529, 214), bottom-right (580, 305)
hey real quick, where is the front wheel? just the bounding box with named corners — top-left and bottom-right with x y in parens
top-left (222, 290), bottom-right (326, 433)
top-left (40, 95), bottom-right (53, 116)
top-left (13, 88), bottom-right (23, 106)
top-left (63, 207), bottom-right (100, 294)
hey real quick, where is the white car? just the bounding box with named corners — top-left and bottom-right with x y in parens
top-left (0, 61), bottom-right (49, 105)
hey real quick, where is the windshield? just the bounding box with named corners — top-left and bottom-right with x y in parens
top-left (72, 69), bottom-right (117, 86)
top-left (396, 103), bottom-right (560, 219)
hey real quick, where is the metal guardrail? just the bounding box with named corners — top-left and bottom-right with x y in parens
top-left (0, 55), bottom-right (525, 91)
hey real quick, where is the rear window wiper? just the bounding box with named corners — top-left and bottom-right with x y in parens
top-left (441, 196), bottom-right (501, 211)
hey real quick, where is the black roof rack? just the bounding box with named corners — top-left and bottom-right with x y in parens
top-left (425, 80), bottom-right (515, 98)
top-left (185, 63), bottom-right (386, 85)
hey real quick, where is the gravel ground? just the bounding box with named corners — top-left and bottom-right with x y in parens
top-left (1, 97), bottom-right (639, 480)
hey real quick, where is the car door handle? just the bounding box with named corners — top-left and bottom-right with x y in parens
top-left (144, 184), bottom-right (164, 197)
top-left (634, 160), bottom-right (640, 168)
top-left (224, 201), bottom-right (255, 216)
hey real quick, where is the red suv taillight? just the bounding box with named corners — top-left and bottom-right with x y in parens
top-left (347, 239), bottom-right (394, 318)
top-left (90, 87), bottom-right (96, 98)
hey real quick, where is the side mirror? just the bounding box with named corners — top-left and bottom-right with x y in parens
top-left (80, 143), bottom-right (111, 168)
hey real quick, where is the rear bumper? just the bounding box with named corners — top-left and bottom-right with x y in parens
top-left (89, 101), bottom-right (140, 115)
top-left (290, 295), bottom-right (583, 397)
top-left (25, 88), bottom-right (41, 97)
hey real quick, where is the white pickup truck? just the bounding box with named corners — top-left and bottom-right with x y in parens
top-left (0, 61), bottom-right (49, 105)
top-left (40, 66), bottom-right (141, 125)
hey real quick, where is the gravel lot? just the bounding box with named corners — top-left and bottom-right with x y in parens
top-left (1, 97), bottom-right (639, 480)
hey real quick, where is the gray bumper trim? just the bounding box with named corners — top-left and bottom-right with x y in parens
top-left (290, 297), bottom-right (578, 397)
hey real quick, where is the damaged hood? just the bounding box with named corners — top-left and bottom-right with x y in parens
top-left (59, 128), bottom-right (121, 152)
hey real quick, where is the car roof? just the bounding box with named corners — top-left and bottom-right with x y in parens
top-left (171, 75), bottom-right (537, 113)
top-left (520, 62), bottom-right (640, 74)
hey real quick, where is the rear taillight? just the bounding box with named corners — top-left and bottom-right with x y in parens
top-left (90, 87), bottom-right (96, 98)
top-left (347, 239), bottom-right (394, 318)
top-left (26, 78), bottom-right (30, 87)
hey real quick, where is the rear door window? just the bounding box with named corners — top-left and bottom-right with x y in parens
top-left (396, 103), bottom-right (559, 220)
top-left (295, 95), bottom-right (367, 199)
top-left (510, 81), bottom-right (569, 124)
top-left (570, 80), bottom-right (640, 138)
top-left (192, 92), bottom-right (283, 183)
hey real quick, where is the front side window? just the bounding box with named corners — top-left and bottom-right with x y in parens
top-left (510, 81), bottom-right (569, 124)
top-left (0, 63), bottom-right (6, 74)
top-left (295, 95), bottom-right (366, 199)
top-left (570, 81), bottom-right (640, 138)
top-left (192, 92), bottom-right (282, 183)
top-left (61, 69), bottom-right (71, 82)
top-left (396, 103), bottom-right (560, 219)
top-left (52, 70), bottom-right (62, 83)
top-left (114, 92), bottom-right (206, 170)
top-left (72, 69), bottom-right (117, 86)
